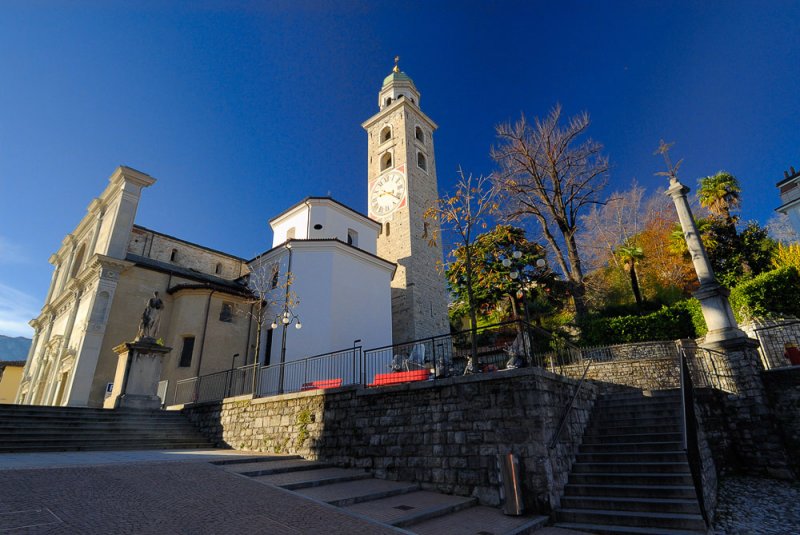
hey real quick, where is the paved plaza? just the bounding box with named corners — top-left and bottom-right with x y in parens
top-left (0, 450), bottom-right (403, 534)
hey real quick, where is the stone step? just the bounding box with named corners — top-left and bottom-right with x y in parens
top-left (0, 432), bottom-right (209, 444)
top-left (598, 390), bottom-right (680, 401)
top-left (583, 432), bottom-right (683, 444)
top-left (210, 455), bottom-right (302, 466)
top-left (594, 399), bottom-right (682, 411)
top-left (0, 422), bottom-right (200, 432)
top-left (0, 424), bottom-right (199, 438)
top-left (232, 459), bottom-right (332, 476)
top-left (254, 467), bottom-right (372, 490)
top-left (555, 508), bottom-right (706, 531)
top-left (294, 476), bottom-right (419, 506)
top-left (571, 462), bottom-right (691, 475)
top-left (553, 521), bottom-right (705, 535)
top-left (342, 489), bottom-right (477, 528)
top-left (0, 440), bottom-right (213, 453)
top-left (585, 423), bottom-right (683, 436)
top-left (590, 407), bottom-right (683, 419)
top-left (560, 495), bottom-right (701, 514)
top-left (569, 472), bottom-right (695, 486)
top-left (589, 416), bottom-right (682, 429)
top-left (580, 441), bottom-right (684, 454)
top-left (408, 505), bottom-right (548, 535)
top-left (576, 451), bottom-right (687, 464)
top-left (563, 483), bottom-right (697, 500)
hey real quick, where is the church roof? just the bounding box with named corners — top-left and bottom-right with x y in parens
top-left (127, 253), bottom-right (249, 295)
top-left (382, 70), bottom-right (414, 87)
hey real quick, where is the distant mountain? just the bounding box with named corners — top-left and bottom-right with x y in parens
top-left (0, 335), bottom-right (32, 361)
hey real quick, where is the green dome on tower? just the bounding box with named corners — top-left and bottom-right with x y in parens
top-left (382, 56), bottom-right (415, 87)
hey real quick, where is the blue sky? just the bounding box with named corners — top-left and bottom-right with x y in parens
top-left (1, 1), bottom-right (799, 337)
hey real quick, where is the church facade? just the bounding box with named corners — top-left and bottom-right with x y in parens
top-left (16, 65), bottom-right (449, 408)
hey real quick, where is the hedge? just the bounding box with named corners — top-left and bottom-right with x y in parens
top-left (579, 303), bottom-right (697, 346)
top-left (728, 266), bottom-right (800, 321)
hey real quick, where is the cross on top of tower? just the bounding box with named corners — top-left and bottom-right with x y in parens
top-left (393, 55), bottom-right (400, 73)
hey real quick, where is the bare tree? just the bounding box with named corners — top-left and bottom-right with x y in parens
top-left (491, 104), bottom-right (609, 319)
top-left (580, 181), bottom-right (646, 273)
top-left (424, 170), bottom-right (496, 373)
top-left (767, 213), bottom-right (800, 245)
top-left (238, 256), bottom-right (298, 369)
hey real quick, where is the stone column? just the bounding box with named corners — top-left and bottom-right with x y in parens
top-left (666, 179), bottom-right (747, 346)
top-left (44, 288), bottom-right (82, 405)
top-left (23, 315), bottom-right (55, 404)
top-left (107, 339), bottom-right (172, 410)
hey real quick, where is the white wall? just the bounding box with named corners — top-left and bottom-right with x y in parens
top-left (270, 199), bottom-right (380, 254)
top-left (257, 241), bottom-right (393, 391)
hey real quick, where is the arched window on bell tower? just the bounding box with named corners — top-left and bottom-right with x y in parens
top-left (380, 125), bottom-right (392, 143)
top-left (417, 152), bottom-right (427, 172)
top-left (380, 152), bottom-right (393, 172)
top-left (415, 126), bottom-right (424, 143)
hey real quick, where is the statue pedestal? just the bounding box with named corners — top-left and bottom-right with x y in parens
top-left (106, 338), bottom-right (171, 410)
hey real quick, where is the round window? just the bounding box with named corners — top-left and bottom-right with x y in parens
top-left (313, 224), bottom-right (323, 230)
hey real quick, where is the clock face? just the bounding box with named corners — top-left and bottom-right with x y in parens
top-left (369, 170), bottom-right (407, 218)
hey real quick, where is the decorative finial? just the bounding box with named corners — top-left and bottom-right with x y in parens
top-left (393, 55), bottom-right (400, 73)
top-left (654, 139), bottom-right (683, 185)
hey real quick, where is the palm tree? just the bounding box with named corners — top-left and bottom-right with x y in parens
top-left (616, 243), bottom-right (645, 308)
top-left (697, 171), bottom-right (741, 224)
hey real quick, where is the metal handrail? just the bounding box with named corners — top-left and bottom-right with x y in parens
top-left (677, 345), bottom-right (710, 527)
top-left (548, 358), bottom-right (592, 449)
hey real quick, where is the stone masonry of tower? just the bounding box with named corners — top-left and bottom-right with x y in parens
top-left (362, 66), bottom-right (450, 344)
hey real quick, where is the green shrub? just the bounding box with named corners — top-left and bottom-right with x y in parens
top-left (579, 303), bottom-right (696, 346)
top-left (728, 266), bottom-right (800, 322)
top-left (673, 298), bottom-right (707, 337)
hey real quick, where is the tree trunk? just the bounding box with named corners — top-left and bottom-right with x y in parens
top-left (464, 248), bottom-right (479, 374)
top-left (565, 232), bottom-right (588, 320)
top-left (629, 264), bottom-right (643, 309)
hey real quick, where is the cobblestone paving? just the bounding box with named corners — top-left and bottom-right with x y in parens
top-left (0, 461), bottom-right (403, 534)
top-left (714, 476), bottom-right (800, 534)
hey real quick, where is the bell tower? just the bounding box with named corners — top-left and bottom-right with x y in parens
top-left (362, 59), bottom-right (450, 344)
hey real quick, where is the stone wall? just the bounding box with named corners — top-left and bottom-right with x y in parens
top-left (181, 367), bottom-right (597, 513)
top-left (762, 367), bottom-right (800, 475)
top-left (559, 342), bottom-right (680, 392)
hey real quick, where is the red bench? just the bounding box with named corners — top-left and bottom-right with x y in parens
top-left (301, 378), bottom-right (343, 391)
top-left (369, 369), bottom-right (431, 387)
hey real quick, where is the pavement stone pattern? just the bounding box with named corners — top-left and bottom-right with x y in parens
top-left (713, 475), bottom-right (800, 534)
top-left (409, 505), bottom-right (547, 535)
top-left (0, 456), bottom-right (402, 534)
top-left (0, 449), bottom-right (251, 471)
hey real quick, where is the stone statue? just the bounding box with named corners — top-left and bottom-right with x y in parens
top-left (136, 291), bottom-right (164, 341)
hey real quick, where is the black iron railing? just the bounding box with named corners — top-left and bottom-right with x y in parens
top-left (678, 345), bottom-right (711, 528)
top-left (752, 319), bottom-right (800, 370)
top-left (549, 358), bottom-right (592, 449)
top-left (170, 320), bottom-right (576, 404)
top-left (257, 346), bottom-right (362, 397)
top-left (173, 364), bottom-right (258, 405)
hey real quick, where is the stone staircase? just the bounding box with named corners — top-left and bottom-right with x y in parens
top-left (553, 390), bottom-right (708, 534)
top-left (0, 404), bottom-right (213, 452)
top-left (213, 455), bottom-right (548, 534)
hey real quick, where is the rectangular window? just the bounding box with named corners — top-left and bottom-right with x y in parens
top-left (178, 336), bottom-right (195, 368)
top-left (219, 302), bottom-right (233, 323)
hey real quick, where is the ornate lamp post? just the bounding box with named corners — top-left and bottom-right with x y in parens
top-left (270, 243), bottom-right (301, 393)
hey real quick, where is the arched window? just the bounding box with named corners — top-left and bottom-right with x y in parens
top-left (347, 229), bottom-right (358, 247)
top-left (380, 125), bottom-right (392, 143)
top-left (170, 248), bottom-right (178, 262)
top-left (417, 152), bottom-right (427, 171)
top-left (415, 126), bottom-right (424, 143)
top-left (71, 244), bottom-right (86, 278)
top-left (385, 97), bottom-right (392, 106)
top-left (215, 263), bottom-right (222, 275)
top-left (380, 152), bottom-right (393, 171)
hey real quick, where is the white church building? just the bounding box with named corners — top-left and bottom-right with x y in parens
top-left (16, 63), bottom-right (449, 407)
